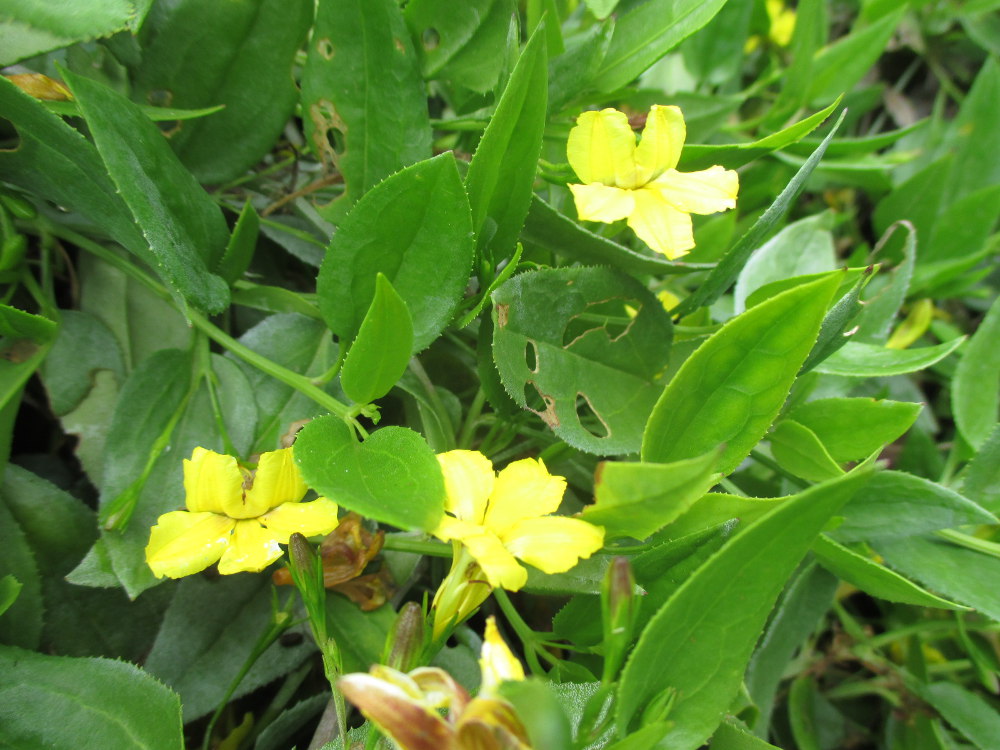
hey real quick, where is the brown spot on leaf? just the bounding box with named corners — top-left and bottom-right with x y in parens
top-left (317, 38), bottom-right (335, 60)
top-left (309, 99), bottom-right (347, 169)
top-left (496, 303), bottom-right (509, 328)
top-left (394, 37), bottom-right (406, 54)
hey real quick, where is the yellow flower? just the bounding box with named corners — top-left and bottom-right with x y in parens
top-left (338, 616), bottom-right (529, 750)
top-left (145, 447), bottom-right (339, 578)
top-left (430, 451), bottom-right (604, 638)
top-left (767, 0), bottom-right (796, 47)
top-left (567, 105), bottom-right (739, 259)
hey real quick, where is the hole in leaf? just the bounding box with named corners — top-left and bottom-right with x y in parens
top-left (317, 38), bottom-right (335, 60)
top-left (147, 89), bottom-right (173, 108)
top-left (0, 118), bottom-right (21, 152)
top-left (562, 297), bottom-right (640, 348)
top-left (575, 393), bottom-right (609, 439)
top-left (523, 380), bottom-right (546, 412)
top-left (326, 127), bottom-right (346, 156)
top-left (422, 27), bottom-right (440, 50)
top-left (525, 341), bottom-right (538, 373)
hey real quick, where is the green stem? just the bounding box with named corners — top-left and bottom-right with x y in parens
top-left (197, 333), bottom-right (239, 457)
top-left (936, 529), bottom-right (1000, 560)
top-left (312, 344), bottom-right (347, 385)
top-left (201, 595), bottom-right (295, 750)
top-left (407, 356), bottom-right (455, 449)
top-left (382, 535), bottom-right (453, 558)
top-left (494, 589), bottom-right (549, 676)
top-left (749, 449), bottom-right (809, 488)
top-left (456, 389), bottom-right (487, 450)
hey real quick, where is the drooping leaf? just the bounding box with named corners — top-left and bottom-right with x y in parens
top-left (301, 0), bottom-right (431, 211)
top-left (340, 274), bottom-right (414, 405)
top-left (786, 397), bottom-right (922, 463)
top-left (294, 415), bottom-right (445, 531)
top-left (643, 273), bottom-right (841, 475)
top-left (0, 645), bottom-right (184, 749)
top-left (953, 296), bottom-right (1000, 450)
top-left (813, 338), bottom-right (965, 377)
top-left (492, 266), bottom-right (674, 455)
top-left (317, 153), bottom-right (474, 352)
top-left (61, 69), bottom-right (230, 314)
top-left (615, 469), bottom-right (871, 747)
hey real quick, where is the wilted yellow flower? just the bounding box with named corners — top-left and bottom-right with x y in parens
top-left (431, 450), bottom-right (604, 638)
top-left (145, 447), bottom-right (339, 578)
top-left (567, 105), bottom-right (739, 259)
top-left (339, 616), bottom-right (529, 750)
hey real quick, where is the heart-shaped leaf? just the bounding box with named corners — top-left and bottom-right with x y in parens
top-left (294, 415), bottom-right (445, 531)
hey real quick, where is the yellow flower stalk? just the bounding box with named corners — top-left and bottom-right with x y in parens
top-left (430, 450), bottom-right (604, 638)
top-left (567, 105), bottom-right (739, 259)
top-left (338, 616), bottom-right (530, 750)
top-left (145, 447), bottom-right (339, 578)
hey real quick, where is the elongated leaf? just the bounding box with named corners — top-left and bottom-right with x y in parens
top-left (583, 452), bottom-right (719, 539)
top-left (643, 273), bottom-right (841, 474)
top-left (133, 0), bottom-right (312, 184)
top-left (521, 195), bottom-right (711, 276)
top-left (341, 274), bottom-right (414, 405)
top-left (144, 575), bottom-right (313, 722)
top-left (592, 0), bottom-right (728, 92)
top-left (853, 222), bottom-right (916, 344)
top-left (61, 69), bottom-right (230, 314)
top-left (0, 645), bottom-right (183, 748)
top-left (963, 425), bottom-right (1000, 513)
top-left (672, 110), bottom-right (846, 318)
top-left (294, 415), bottom-right (445, 531)
top-left (492, 266), bottom-right (673, 455)
top-left (0, 499), bottom-right (41, 649)
top-left (805, 11), bottom-right (903, 104)
top-left (917, 682), bottom-right (1000, 750)
top-left (216, 202), bottom-right (260, 285)
top-left (615, 470), bottom-right (871, 746)
top-left (465, 25), bottom-right (547, 264)
top-left (769, 420), bottom-right (845, 482)
top-left (710, 720), bottom-right (782, 749)
top-left (787, 397), bottom-right (922, 463)
top-left (301, 0), bottom-right (430, 210)
top-left (41, 310), bottom-right (125, 417)
top-left (0, 0), bottom-right (137, 65)
top-left (317, 153), bottom-right (474, 352)
top-left (832, 471), bottom-right (997, 542)
top-left (814, 338), bottom-right (965, 377)
top-left (953, 296), bottom-right (1000, 450)
top-left (877, 536), bottom-right (1000, 622)
top-left (813, 535), bottom-right (966, 609)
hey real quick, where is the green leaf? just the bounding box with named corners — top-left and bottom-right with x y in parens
top-left (341, 274), bottom-right (414, 404)
top-left (953, 296), bottom-right (1000, 450)
top-left (294, 415), bottom-right (445, 531)
top-left (942, 57), bottom-right (1000, 205)
top-left (317, 153), bottom-right (474, 352)
top-left (0, 0), bottom-right (136, 65)
top-left (465, 24), bottom-right (547, 264)
top-left (0, 498), bottom-right (41, 648)
top-left (301, 0), bottom-right (431, 210)
top-left (40, 310), bottom-right (125, 417)
top-left (132, 0), bottom-right (312, 184)
top-left (615, 470), bottom-right (871, 746)
top-left (768, 420), bottom-right (845, 482)
top-left (660, 493), bottom-right (783, 542)
top-left (800, 266), bottom-right (872, 373)
top-left (832, 471), bottom-right (997, 542)
top-left (0, 575), bottom-right (20, 618)
top-left (917, 682), bottom-right (1000, 750)
top-left (582, 451), bottom-right (719, 539)
top-left (404, 0), bottom-right (515, 94)
top-left (786, 397), bottom-right (922, 463)
top-left (144, 575), bottom-right (314, 722)
top-left (680, 0), bottom-right (753, 88)
top-left (643, 273), bottom-right (841, 475)
top-left (591, 0), bottom-right (729, 92)
top-left (963, 425), bottom-right (1000, 513)
top-left (61, 69), bottom-right (230, 315)
top-left (671, 110), bottom-right (846, 318)
top-left (216, 202), bottom-right (260, 285)
top-left (813, 338), bottom-right (965, 377)
top-left (710, 719), bottom-right (782, 749)
top-left (804, 11), bottom-right (903, 104)
top-left (492, 266), bottom-right (673, 455)
top-left (853, 222), bottom-right (916, 344)
top-left (521, 195), bottom-right (711, 276)
top-left (812, 535), bottom-right (967, 610)
top-left (500, 680), bottom-right (574, 750)
top-left (876, 535), bottom-right (1000, 622)
top-left (42, 100), bottom-right (226, 122)
top-left (733, 214), bottom-right (836, 314)
top-left (0, 645), bottom-right (183, 749)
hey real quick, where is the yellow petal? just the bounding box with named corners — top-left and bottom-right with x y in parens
top-left (437, 450), bottom-right (495, 523)
top-left (569, 183), bottom-right (635, 223)
top-left (502, 516), bottom-right (605, 575)
top-left (485, 458), bottom-right (566, 537)
top-left (462, 530), bottom-right (528, 591)
top-left (338, 672), bottom-right (454, 750)
top-left (567, 108), bottom-right (640, 189)
top-left (479, 616), bottom-right (524, 693)
top-left (260, 497), bottom-right (340, 543)
top-left (433, 515), bottom-right (487, 543)
top-left (217, 519), bottom-right (284, 574)
top-left (145, 510), bottom-right (234, 579)
top-left (627, 187), bottom-right (695, 259)
top-left (651, 165), bottom-right (739, 215)
top-left (184, 447), bottom-right (243, 515)
top-left (240, 448), bottom-right (308, 518)
top-left (634, 105), bottom-right (685, 183)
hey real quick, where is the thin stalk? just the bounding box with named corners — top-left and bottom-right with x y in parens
top-left (937, 529), bottom-right (1000, 560)
top-left (749, 449), bottom-right (809, 488)
top-left (456, 389), bottom-right (487, 449)
top-left (382, 536), bottom-right (454, 558)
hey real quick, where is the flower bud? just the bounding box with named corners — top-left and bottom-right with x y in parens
top-left (601, 556), bottom-right (638, 683)
top-left (385, 602), bottom-right (426, 673)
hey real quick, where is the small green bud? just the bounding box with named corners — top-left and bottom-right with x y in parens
top-left (601, 556), bottom-right (639, 684)
top-left (384, 602), bottom-right (426, 672)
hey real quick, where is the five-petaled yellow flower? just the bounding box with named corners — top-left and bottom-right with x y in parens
top-left (431, 450), bottom-right (604, 637)
top-left (567, 105), bottom-right (739, 259)
top-left (145, 447), bottom-right (339, 578)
